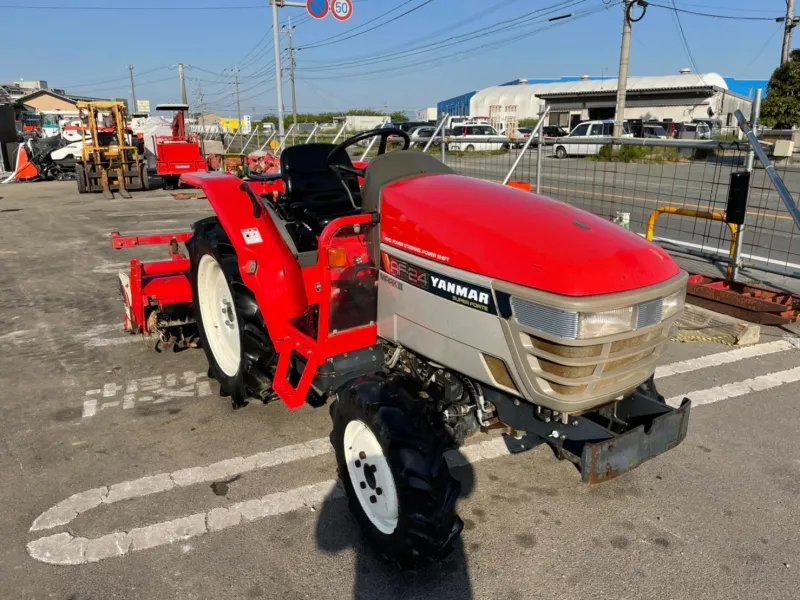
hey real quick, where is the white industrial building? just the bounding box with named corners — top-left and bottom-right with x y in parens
top-left (467, 71), bottom-right (752, 133)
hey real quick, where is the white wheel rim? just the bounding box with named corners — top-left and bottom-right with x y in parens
top-left (343, 420), bottom-right (399, 535)
top-left (197, 253), bottom-right (241, 377)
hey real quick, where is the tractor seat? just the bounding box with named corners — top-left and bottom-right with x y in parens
top-left (280, 143), bottom-right (362, 235)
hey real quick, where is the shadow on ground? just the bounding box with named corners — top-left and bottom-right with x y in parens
top-left (316, 451), bottom-right (476, 600)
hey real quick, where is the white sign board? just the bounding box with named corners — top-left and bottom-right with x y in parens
top-left (136, 100), bottom-right (151, 113)
top-left (242, 115), bottom-right (252, 134)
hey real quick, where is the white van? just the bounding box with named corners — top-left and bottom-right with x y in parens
top-left (447, 124), bottom-right (508, 152)
top-left (553, 120), bottom-right (633, 158)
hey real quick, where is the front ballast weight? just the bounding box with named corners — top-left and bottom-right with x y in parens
top-left (485, 375), bottom-right (690, 484)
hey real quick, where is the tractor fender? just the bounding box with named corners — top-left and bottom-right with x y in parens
top-left (181, 172), bottom-right (308, 340)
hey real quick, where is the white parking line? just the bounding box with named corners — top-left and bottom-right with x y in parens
top-left (656, 339), bottom-right (797, 378)
top-left (26, 340), bottom-right (800, 566)
top-left (666, 364), bottom-right (800, 408)
top-left (27, 438), bottom-right (510, 565)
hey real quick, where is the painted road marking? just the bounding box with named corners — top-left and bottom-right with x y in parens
top-left (653, 235), bottom-right (800, 271)
top-left (656, 339), bottom-right (797, 379)
top-left (29, 340), bottom-right (800, 564)
top-left (81, 371), bottom-right (210, 419)
top-left (666, 364), bottom-right (800, 408)
top-left (27, 437), bottom-right (511, 565)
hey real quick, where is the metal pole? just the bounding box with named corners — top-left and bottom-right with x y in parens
top-left (224, 127), bottom-right (240, 152)
top-left (733, 89), bottom-right (762, 281)
top-left (258, 129), bottom-right (277, 151)
top-left (360, 118), bottom-right (389, 161)
top-left (535, 105), bottom-right (545, 194)
top-left (422, 112), bottom-right (448, 153)
top-left (614, 1), bottom-right (633, 139)
top-left (331, 121), bottom-right (347, 144)
top-left (503, 107), bottom-right (550, 185)
top-left (241, 128), bottom-right (258, 154)
top-left (234, 67), bottom-right (242, 147)
top-left (304, 123), bottom-right (318, 143)
top-left (128, 65), bottom-right (137, 111)
top-left (178, 63), bottom-right (188, 105)
top-left (736, 108), bottom-right (800, 227)
top-left (440, 126), bottom-right (446, 164)
top-left (284, 19), bottom-right (298, 143)
top-left (275, 123), bottom-right (295, 154)
top-left (782, 0), bottom-right (796, 65)
top-left (270, 0), bottom-right (286, 145)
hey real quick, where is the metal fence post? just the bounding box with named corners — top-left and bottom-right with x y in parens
top-left (441, 128), bottom-right (446, 164)
top-left (503, 106), bottom-right (550, 185)
top-left (536, 104), bottom-right (545, 194)
top-left (732, 88), bottom-right (762, 281)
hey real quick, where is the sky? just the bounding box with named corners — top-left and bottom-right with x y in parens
top-left (0, 0), bottom-right (789, 117)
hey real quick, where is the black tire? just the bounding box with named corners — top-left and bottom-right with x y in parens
top-left (331, 376), bottom-right (463, 569)
top-left (188, 218), bottom-right (274, 408)
top-left (555, 146), bottom-right (567, 159)
top-left (464, 144), bottom-right (475, 152)
top-left (75, 163), bottom-right (87, 193)
top-left (140, 163), bottom-right (150, 191)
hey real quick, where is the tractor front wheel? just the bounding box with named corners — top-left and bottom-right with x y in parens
top-left (331, 376), bottom-right (463, 569)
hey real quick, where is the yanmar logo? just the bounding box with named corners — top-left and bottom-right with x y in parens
top-left (380, 252), bottom-right (497, 315)
top-left (430, 275), bottom-right (491, 308)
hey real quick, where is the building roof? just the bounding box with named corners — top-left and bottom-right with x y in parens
top-left (17, 88), bottom-right (78, 106)
top-left (533, 72), bottom-right (729, 97)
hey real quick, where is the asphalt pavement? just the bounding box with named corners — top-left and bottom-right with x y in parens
top-left (1, 181), bottom-right (799, 600)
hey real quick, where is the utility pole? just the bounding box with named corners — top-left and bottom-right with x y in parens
top-left (128, 65), bottom-right (137, 111)
top-left (234, 67), bottom-right (242, 137)
top-left (614, 0), bottom-right (634, 139)
top-left (283, 19), bottom-right (298, 135)
top-left (271, 0), bottom-right (286, 144)
top-left (178, 63), bottom-right (188, 105)
top-left (781, 0), bottom-right (798, 65)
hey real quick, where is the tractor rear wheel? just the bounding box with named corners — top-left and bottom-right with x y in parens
top-left (188, 218), bottom-right (275, 408)
top-left (331, 376), bottom-right (463, 569)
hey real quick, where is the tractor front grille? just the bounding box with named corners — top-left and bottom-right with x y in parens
top-left (495, 273), bottom-right (687, 413)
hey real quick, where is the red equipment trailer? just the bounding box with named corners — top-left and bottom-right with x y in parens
top-left (111, 130), bottom-right (691, 568)
top-left (153, 103), bottom-right (207, 189)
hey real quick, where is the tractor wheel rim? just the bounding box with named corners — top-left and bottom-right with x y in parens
top-left (343, 419), bottom-right (399, 535)
top-left (197, 254), bottom-right (241, 377)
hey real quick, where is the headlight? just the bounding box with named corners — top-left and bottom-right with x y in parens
top-left (661, 286), bottom-right (686, 319)
top-left (577, 307), bottom-right (635, 339)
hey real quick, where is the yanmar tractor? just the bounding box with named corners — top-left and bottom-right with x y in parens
top-left (112, 128), bottom-right (691, 568)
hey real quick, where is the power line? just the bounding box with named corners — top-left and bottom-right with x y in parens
top-left (299, 3), bottom-right (615, 81)
top-left (300, 0), bottom-right (437, 49)
top-left (297, 0), bottom-right (593, 73)
top-left (647, 2), bottom-right (782, 20)
top-left (0, 2), bottom-right (266, 9)
top-left (669, 0), bottom-right (702, 77)
top-left (61, 65), bottom-right (169, 89)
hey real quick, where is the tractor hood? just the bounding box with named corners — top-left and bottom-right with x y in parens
top-left (379, 174), bottom-right (681, 297)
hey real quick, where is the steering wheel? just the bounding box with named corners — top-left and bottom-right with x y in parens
top-left (326, 127), bottom-right (411, 180)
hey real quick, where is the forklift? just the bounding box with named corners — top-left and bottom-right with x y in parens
top-left (75, 101), bottom-right (147, 199)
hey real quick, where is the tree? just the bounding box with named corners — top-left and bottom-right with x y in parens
top-left (518, 118), bottom-right (539, 128)
top-left (389, 111), bottom-right (408, 122)
top-left (761, 49), bottom-right (800, 129)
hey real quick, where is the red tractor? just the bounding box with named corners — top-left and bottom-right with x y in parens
top-left (112, 128), bottom-right (691, 568)
top-left (152, 103), bottom-right (207, 189)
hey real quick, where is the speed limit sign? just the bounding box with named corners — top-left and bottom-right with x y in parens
top-left (330, 0), bottom-right (353, 21)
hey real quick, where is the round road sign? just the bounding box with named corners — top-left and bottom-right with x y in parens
top-left (306, 0), bottom-right (328, 20)
top-left (330, 0), bottom-right (353, 21)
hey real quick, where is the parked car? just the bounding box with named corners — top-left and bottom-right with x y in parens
top-left (447, 124), bottom-right (508, 152)
top-left (553, 120), bottom-right (633, 158)
top-left (676, 121), bottom-right (711, 140)
top-left (543, 126), bottom-right (568, 138)
top-left (642, 123), bottom-right (668, 139)
top-left (408, 125), bottom-right (437, 147)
